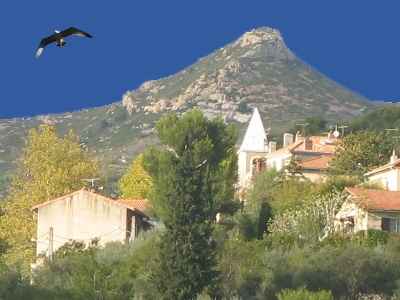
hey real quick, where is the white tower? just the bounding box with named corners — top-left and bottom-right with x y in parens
top-left (238, 108), bottom-right (268, 189)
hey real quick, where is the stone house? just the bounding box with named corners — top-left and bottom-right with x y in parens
top-left (32, 188), bottom-right (152, 260)
top-left (335, 187), bottom-right (400, 234)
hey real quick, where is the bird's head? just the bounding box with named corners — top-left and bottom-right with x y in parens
top-left (54, 30), bottom-right (60, 34)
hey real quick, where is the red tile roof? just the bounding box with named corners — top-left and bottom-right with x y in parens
top-left (299, 155), bottom-right (333, 170)
top-left (346, 187), bottom-right (400, 211)
top-left (291, 136), bottom-right (339, 154)
top-left (268, 136), bottom-right (339, 157)
top-left (117, 199), bottom-right (150, 213)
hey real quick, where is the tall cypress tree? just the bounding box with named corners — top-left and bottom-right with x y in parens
top-left (143, 110), bottom-right (237, 299)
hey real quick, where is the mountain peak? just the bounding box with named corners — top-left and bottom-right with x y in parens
top-left (232, 27), bottom-right (294, 60)
top-left (236, 27), bottom-right (282, 47)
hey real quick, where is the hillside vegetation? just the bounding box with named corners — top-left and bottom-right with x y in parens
top-left (0, 27), bottom-right (375, 196)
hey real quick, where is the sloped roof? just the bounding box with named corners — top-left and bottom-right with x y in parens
top-left (346, 187), bottom-right (400, 212)
top-left (239, 108), bottom-right (268, 152)
top-left (32, 189), bottom-right (149, 216)
top-left (117, 199), bottom-right (150, 213)
top-left (267, 140), bottom-right (302, 157)
top-left (364, 158), bottom-right (400, 177)
top-left (291, 136), bottom-right (338, 154)
top-left (267, 136), bottom-right (339, 158)
top-left (299, 155), bottom-right (332, 171)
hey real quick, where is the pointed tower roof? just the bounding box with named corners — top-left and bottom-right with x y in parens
top-left (239, 108), bottom-right (268, 152)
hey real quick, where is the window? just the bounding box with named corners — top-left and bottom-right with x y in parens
top-left (382, 217), bottom-right (400, 233)
top-left (251, 158), bottom-right (266, 176)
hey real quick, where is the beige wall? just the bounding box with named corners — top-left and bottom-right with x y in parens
top-left (335, 200), bottom-right (368, 232)
top-left (336, 199), bottom-right (400, 233)
top-left (36, 190), bottom-right (127, 257)
top-left (368, 169), bottom-right (400, 191)
top-left (266, 152), bottom-right (292, 171)
top-left (367, 213), bottom-right (382, 230)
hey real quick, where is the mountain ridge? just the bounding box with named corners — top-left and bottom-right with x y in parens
top-left (0, 27), bottom-right (376, 195)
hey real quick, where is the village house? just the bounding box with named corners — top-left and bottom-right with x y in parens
top-left (266, 134), bottom-right (338, 182)
top-left (298, 155), bottom-right (333, 182)
top-left (335, 187), bottom-right (400, 234)
top-left (237, 108), bottom-right (340, 192)
top-left (32, 188), bottom-right (152, 261)
top-left (365, 150), bottom-right (400, 191)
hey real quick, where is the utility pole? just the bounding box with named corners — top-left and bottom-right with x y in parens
top-left (49, 227), bottom-right (54, 262)
top-left (81, 178), bottom-right (101, 190)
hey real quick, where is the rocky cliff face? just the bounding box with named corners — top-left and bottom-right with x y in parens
top-left (121, 27), bottom-right (370, 126)
top-left (0, 27), bottom-right (374, 196)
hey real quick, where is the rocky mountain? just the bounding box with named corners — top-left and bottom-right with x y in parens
top-left (0, 27), bottom-right (375, 195)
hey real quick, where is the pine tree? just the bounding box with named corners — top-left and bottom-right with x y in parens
top-left (0, 125), bottom-right (99, 272)
top-left (143, 110), bottom-right (238, 299)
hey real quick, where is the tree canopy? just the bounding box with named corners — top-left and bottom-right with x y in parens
top-left (328, 131), bottom-right (395, 178)
top-left (0, 125), bottom-right (99, 272)
top-left (143, 110), bottom-right (238, 299)
top-left (118, 154), bottom-right (152, 199)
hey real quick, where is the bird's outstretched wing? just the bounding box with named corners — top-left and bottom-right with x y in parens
top-left (35, 33), bottom-right (60, 58)
top-left (61, 27), bottom-right (93, 38)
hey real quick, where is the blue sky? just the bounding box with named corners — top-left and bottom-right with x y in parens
top-left (0, 1), bottom-right (399, 118)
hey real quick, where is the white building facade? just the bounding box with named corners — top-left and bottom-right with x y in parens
top-left (237, 108), bottom-right (269, 189)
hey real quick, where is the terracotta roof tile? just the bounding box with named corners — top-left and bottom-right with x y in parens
top-left (291, 136), bottom-right (339, 154)
top-left (117, 199), bottom-right (150, 213)
top-left (346, 187), bottom-right (400, 211)
top-left (299, 155), bottom-right (333, 170)
top-left (268, 136), bottom-right (339, 157)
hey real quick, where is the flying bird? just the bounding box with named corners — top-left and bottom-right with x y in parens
top-left (35, 27), bottom-right (93, 58)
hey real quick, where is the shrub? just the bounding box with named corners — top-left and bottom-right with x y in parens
top-left (354, 229), bottom-right (389, 247)
top-left (277, 288), bottom-right (333, 300)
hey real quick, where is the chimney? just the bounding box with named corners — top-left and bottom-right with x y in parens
top-left (304, 137), bottom-right (313, 151)
top-left (268, 141), bottom-right (277, 153)
top-left (283, 133), bottom-right (294, 148)
top-left (390, 149), bottom-right (398, 163)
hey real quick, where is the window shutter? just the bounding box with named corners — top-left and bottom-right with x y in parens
top-left (382, 217), bottom-right (391, 231)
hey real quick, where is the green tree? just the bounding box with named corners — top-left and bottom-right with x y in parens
top-left (268, 189), bottom-right (347, 246)
top-left (32, 231), bottom-right (160, 300)
top-left (217, 239), bottom-right (266, 299)
top-left (350, 106), bottom-right (400, 132)
top-left (0, 125), bottom-right (99, 272)
top-left (292, 117), bottom-right (327, 136)
top-left (118, 154), bottom-right (153, 199)
top-left (143, 110), bottom-right (238, 299)
top-left (285, 157), bottom-right (303, 177)
top-left (238, 101), bottom-right (251, 113)
top-left (329, 131), bottom-right (394, 178)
